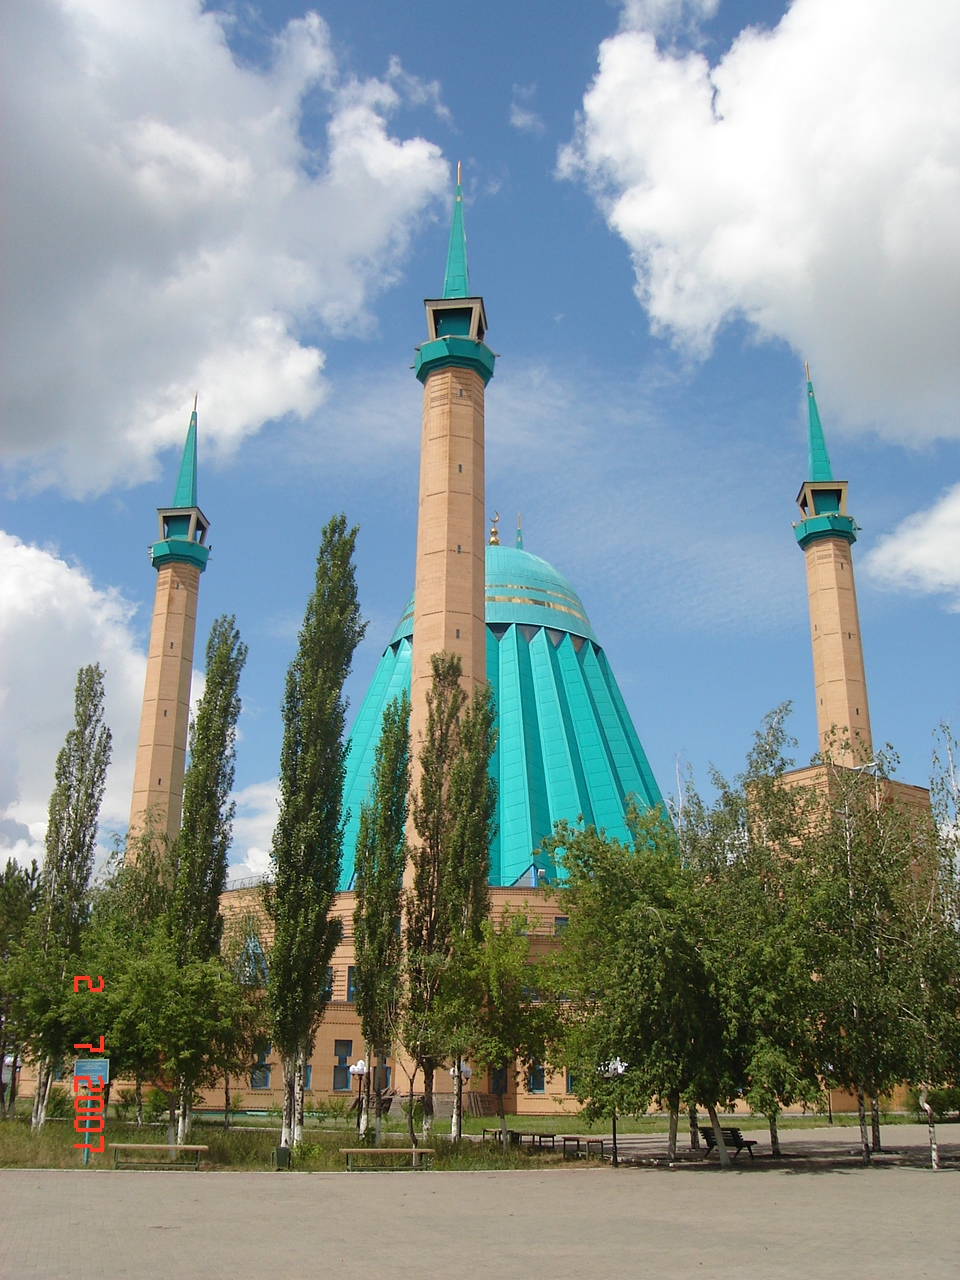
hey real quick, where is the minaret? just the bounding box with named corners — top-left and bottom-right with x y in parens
top-left (409, 166), bottom-right (496, 761)
top-left (129, 400), bottom-right (210, 848)
top-left (794, 366), bottom-right (872, 766)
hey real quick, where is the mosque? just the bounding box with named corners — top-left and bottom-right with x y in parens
top-left (122, 174), bottom-right (923, 1118)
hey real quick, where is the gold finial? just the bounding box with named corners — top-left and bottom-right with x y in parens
top-left (804, 361), bottom-right (811, 383)
top-left (488, 511), bottom-right (500, 545)
top-left (457, 160), bottom-right (462, 187)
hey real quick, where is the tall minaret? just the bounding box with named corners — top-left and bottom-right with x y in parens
top-left (794, 366), bottom-right (872, 766)
top-left (129, 400), bottom-right (210, 848)
top-left (409, 167), bottom-right (496, 761)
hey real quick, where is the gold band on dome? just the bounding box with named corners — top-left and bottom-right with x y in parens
top-left (487, 582), bottom-right (585, 609)
top-left (485, 595), bottom-right (589, 623)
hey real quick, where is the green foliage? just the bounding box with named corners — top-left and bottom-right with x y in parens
top-left (265, 514), bottom-right (365, 1130)
top-left (354, 692), bottom-right (409, 1062)
top-left (144, 1089), bottom-right (170, 1124)
top-left (0, 858), bottom-right (40, 1116)
top-left (171, 615), bottom-right (247, 964)
top-left (45, 1085), bottom-right (73, 1119)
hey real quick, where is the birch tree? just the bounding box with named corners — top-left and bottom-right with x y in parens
top-left (266, 514), bottom-right (365, 1148)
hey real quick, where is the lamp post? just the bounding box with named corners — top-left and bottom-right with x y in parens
top-left (348, 1059), bottom-right (367, 1135)
top-left (448, 1059), bottom-right (473, 1139)
top-left (602, 1058), bottom-right (627, 1167)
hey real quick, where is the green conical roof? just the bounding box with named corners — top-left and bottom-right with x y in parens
top-left (805, 364), bottom-right (833, 482)
top-left (172, 402), bottom-right (198, 509)
top-left (442, 166), bottom-right (469, 298)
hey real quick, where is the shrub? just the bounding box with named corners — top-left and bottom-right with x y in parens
top-left (145, 1089), bottom-right (170, 1125)
top-left (46, 1086), bottom-right (73, 1119)
top-left (114, 1088), bottom-right (137, 1122)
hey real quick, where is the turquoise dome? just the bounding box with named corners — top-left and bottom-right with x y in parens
top-left (341, 545), bottom-right (663, 888)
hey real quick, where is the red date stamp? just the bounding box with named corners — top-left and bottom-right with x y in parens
top-left (72, 975), bottom-right (107, 1159)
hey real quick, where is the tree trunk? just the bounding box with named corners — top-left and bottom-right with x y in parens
top-left (856, 1085), bottom-right (870, 1164)
top-left (870, 1094), bottom-right (881, 1152)
top-left (293, 1051), bottom-right (305, 1146)
top-left (374, 1079), bottom-right (383, 1148)
top-left (667, 1105), bottom-right (679, 1161)
top-left (497, 1084), bottom-right (508, 1153)
top-left (406, 1072), bottom-right (418, 1148)
top-left (167, 1098), bottom-right (177, 1159)
top-left (8, 1051), bottom-right (20, 1119)
top-left (688, 1103), bottom-right (700, 1150)
top-left (135, 1077), bottom-right (143, 1129)
top-left (31, 1060), bottom-right (52, 1132)
top-left (224, 1073), bottom-right (230, 1131)
top-left (422, 1063), bottom-right (434, 1138)
top-left (768, 1113), bottom-right (781, 1157)
top-left (176, 1083), bottom-right (191, 1144)
top-left (918, 1091), bottom-right (939, 1171)
top-left (361, 1056), bottom-right (372, 1139)
top-left (706, 1103), bottom-right (731, 1169)
top-left (280, 1057), bottom-right (295, 1147)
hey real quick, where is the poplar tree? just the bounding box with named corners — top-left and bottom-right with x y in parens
top-left (171, 615), bottom-right (247, 965)
top-left (0, 859), bottom-right (40, 1119)
top-left (266, 515), bottom-right (365, 1149)
top-left (353, 692), bottom-right (410, 1145)
top-left (30, 664), bottom-right (112, 1130)
top-left (402, 652), bottom-right (496, 1137)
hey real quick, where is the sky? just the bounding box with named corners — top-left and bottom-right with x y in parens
top-left (2, 0), bottom-right (960, 878)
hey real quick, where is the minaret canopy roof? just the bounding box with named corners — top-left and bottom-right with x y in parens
top-left (794, 367), bottom-right (856, 550)
top-left (152, 402), bottom-right (210, 572)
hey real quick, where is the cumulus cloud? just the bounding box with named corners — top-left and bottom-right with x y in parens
top-left (509, 86), bottom-right (545, 136)
top-left (0, 1), bottom-right (448, 495)
top-left (0, 532), bottom-right (146, 866)
top-left (227, 779), bottom-right (279, 882)
top-left (560, 0), bottom-right (960, 442)
top-left (619, 0), bottom-right (719, 38)
top-left (864, 485), bottom-right (960, 611)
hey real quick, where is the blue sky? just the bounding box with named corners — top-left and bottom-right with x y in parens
top-left (3, 0), bottom-right (959, 874)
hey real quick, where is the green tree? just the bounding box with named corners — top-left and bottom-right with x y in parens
top-left (402, 652), bottom-right (496, 1137)
top-left (265, 514), bottom-right (366, 1148)
top-left (353, 692), bottom-right (410, 1145)
top-left (171, 615), bottom-right (247, 966)
top-left (554, 808), bottom-right (741, 1167)
top-left (0, 859), bottom-right (40, 1119)
top-left (463, 910), bottom-right (554, 1149)
top-left (30, 664), bottom-right (112, 1130)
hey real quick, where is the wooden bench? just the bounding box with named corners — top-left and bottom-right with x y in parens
top-left (109, 1143), bottom-right (208, 1170)
top-left (560, 1135), bottom-right (605, 1160)
top-left (340, 1147), bottom-right (435, 1171)
top-left (699, 1126), bottom-right (758, 1160)
top-left (481, 1129), bottom-right (557, 1149)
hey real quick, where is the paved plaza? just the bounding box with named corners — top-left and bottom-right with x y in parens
top-left (1, 1126), bottom-right (958, 1279)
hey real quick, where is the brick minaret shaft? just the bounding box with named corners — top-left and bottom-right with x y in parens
top-left (409, 168), bottom-right (496, 774)
top-left (794, 366), bottom-right (872, 766)
top-left (129, 400), bottom-right (210, 849)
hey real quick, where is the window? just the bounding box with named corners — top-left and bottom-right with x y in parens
top-left (554, 916), bottom-right (569, 936)
top-left (235, 934), bottom-right (268, 986)
top-left (566, 1070), bottom-right (576, 1095)
top-left (251, 1042), bottom-right (271, 1090)
top-left (304, 1065), bottom-right (312, 1090)
top-left (528, 1063), bottom-right (545, 1094)
top-left (333, 1040), bottom-right (353, 1092)
top-left (347, 966), bottom-right (356, 1003)
top-left (324, 966), bottom-right (333, 1000)
top-left (491, 1067), bottom-right (507, 1096)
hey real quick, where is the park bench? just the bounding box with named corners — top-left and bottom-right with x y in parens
top-left (109, 1143), bottom-right (208, 1170)
top-left (699, 1126), bottom-right (758, 1160)
top-left (560, 1135), bottom-right (605, 1160)
top-left (481, 1129), bottom-right (557, 1148)
top-left (340, 1147), bottom-right (435, 1171)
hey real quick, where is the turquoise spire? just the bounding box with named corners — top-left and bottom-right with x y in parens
top-left (805, 363), bottom-right (833, 482)
top-left (442, 162), bottom-right (469, 298)
top-left (794, 364), bottom-right (855, 550)
top-left (516, 513), bottom-right (523, 550)
top-left (172, 395), bottom-right (199, 508)
top-left (151, 397), bottom-right (210, 573)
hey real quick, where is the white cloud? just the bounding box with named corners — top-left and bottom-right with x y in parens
top-left (864, 485), bottom-right (960, 611)
top-left (560, 0), bottom-right (960, 442)
top-left (0, 532), bottom-right (146, 866)
top-left (0, 1), bottom-right (448, 496)
top-left (619, 0), bottom-right (719, 38)
top-left (509, 85), bottom-right (545, 136)
top-left (227, 779), bottom-right (279, 882)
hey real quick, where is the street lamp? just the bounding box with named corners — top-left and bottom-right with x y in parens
top-left (602, 1058), bottom-right (627, 1167)
top-left (448, 1059), bottom-right (473, 1139)
top-left (348, 1059), bottom-right (367, 1133)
